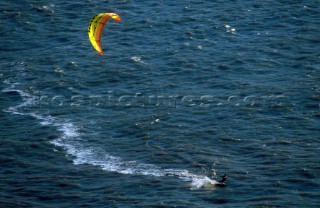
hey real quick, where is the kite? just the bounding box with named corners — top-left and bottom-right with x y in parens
top-left (88, 13), bottom-right (121, 56)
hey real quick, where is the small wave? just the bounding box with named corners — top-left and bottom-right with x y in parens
top-left (225, 24), bottom-right (236, 34)
top-left (131, 56), bottom-right (148, 65)
top-left (3, 79), bottom-right (217, 189)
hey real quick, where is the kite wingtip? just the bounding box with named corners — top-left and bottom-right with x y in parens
top-left (110, 13), bottom-right (121, 21)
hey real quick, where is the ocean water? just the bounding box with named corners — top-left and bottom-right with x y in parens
top-left (1, 0), bottom-right (319, 207)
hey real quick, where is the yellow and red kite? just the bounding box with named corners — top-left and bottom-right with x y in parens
top-left (88, 13), bottom-right (121, 56)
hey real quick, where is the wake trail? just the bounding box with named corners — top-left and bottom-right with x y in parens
top-left (2, 79), bottom-right (218, 189)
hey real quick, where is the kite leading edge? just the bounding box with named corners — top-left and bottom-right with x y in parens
top-left (88, 13), bottom-right (121, 56)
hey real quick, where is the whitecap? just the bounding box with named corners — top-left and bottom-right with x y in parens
top-left (131, 56), bottom-right (148, 65)
top-left (225, 24), bottom-right (236, 34)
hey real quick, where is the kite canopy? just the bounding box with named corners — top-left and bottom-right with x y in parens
top-left (88, 13), bottom-right (121, 56)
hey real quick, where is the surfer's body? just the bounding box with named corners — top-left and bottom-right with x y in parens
top-left (215, 174), bottom-right (227, 187)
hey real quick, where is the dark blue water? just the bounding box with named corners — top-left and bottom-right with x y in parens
top-left (1, 0), bottom-right (319, 207)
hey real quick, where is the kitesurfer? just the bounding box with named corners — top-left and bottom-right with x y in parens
top-left (215, 174), bottom-right (227, 187)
